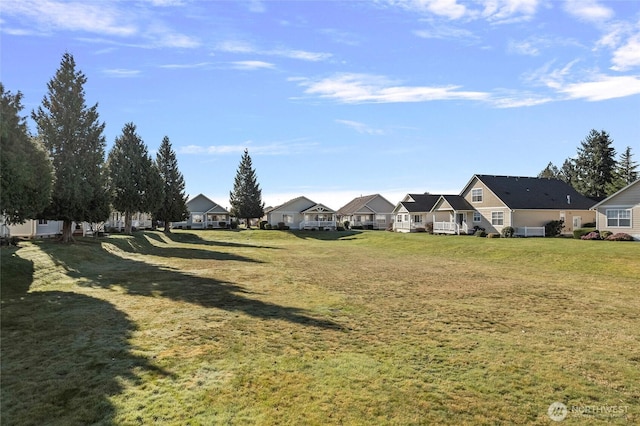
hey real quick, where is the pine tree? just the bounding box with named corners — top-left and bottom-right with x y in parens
top-left (154, 136), bottom-right (188, 233)
top-left (611, 146), bottom-right (639, 191)
top-left (31, 53), bottom-right (109, 242)
top-left (229, 149), bottom-right (264, 228)
top-left (573, 129), bottom-right (617, 198)
top-left (107, 123), bottom-right (162, 234)
top-left (1, 83), bottom-right (54, 225)
top-left (538, 162), bottom-right (560, 179)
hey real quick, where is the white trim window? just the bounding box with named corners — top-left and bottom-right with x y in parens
top-left (491, 211), bottom-right (504, 226)
top-left (413, 215), bottom-right (422, 223)
top-left (38, 219), bottom-right (48, 225)
top-left (471, 188), bottom-right (483, 203)
top-left (473, 211), bottom-right (481, 223)
top-left (606, 209), bottom-right (631, 227)
top-left (192, 214), bottom-right (203, 223)
top-left (283, 214), bottom-right (293, 224)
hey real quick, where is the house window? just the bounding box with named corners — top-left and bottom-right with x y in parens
top-left (473, 212), bottom-right (481, 223)
top-left (606, 209), bottom-right (631, 227)
top-left (192, 214), bottom-right (203, 223)
top-left (413, 215), bottom-right (422, 223)
top-left (283, 214), bottom-right (293, 224)
top-left (356, 215), bottom-right (362, 222)
top-left (38, 219), bottom-right (48, 225)
top-left (471, 188), bottom-right (483, 202)
top-left (491, 211), bottom-right (504, 226)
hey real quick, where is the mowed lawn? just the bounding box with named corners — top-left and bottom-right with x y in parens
top-left (1, 230), bottom-right (638, 425)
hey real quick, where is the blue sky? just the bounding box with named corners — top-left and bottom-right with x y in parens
top-left (2, 0), bottom-right (639, 210)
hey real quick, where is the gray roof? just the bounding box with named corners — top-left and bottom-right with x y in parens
top-left (438, 195), bottom-right (475, 211)
top-left (476, 175), bottom-right (596, 210)
top-left (337, 194), bottom-right (393, 216)
top-left (399, 194), bottom-right (443, 212)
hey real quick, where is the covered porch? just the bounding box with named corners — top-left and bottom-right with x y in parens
top-left (431, 195), bottom-right (476, 235)
top-left (299, 204), bottom-right (337, 230)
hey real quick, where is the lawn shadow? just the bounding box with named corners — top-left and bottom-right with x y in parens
top-left (105, 232), bottom-right (265, 262)
top-left (289, 230), bottom-right (363, 241)
top-left (41, 240), bottom-right (342, 331)
top-left (161, 230), bottom-right (280, 250)
top-left (1, 248), bottom-right (170, 425)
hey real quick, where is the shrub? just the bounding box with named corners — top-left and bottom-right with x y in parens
top-left (487, 233), bottom-right (500, 238)
top-left (474, 230), bottom-right (486, 237)
top-left (265, 223), bottom-right (272, 230)
top-left (581, 231), bottom-right (601, 240)
top-left (426, 222), bottom-right (434, 234)
top-left (545, 220), bottom-right (564, 237)
top-left (343, 221), bottom-right (350, 229)
top-left (582, 222), bottom-right (596, 228)
top-left (601, 230), bottom-right (613, 239)
top-left (606, 233), bottom-right (634, 241)
top-left (573, 228), bottom-right (596, 239)
top-left (277, 222), bottom-right (286, 230)
top-left (258, 221), bottom-right (268, 230)
top-left (501, 226), bottom-right (515, 238)
top-left (229, 221), bottom-right (238, 229)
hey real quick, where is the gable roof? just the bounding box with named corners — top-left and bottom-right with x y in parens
top-left (434, 195), bottom-right (475, 211)
top-left (265, 196), bottom-right (315, 214)
top-left (472, 175), bottom-right (595, 210)
top-left (337, 194), bottom-right (394, 216)
top-left (186, 194), bottom-right (229, 213)
top-left (395, 193), bottom-right (443, 213)
top-left (591, 179), bottom-right (640, 209)
top-left (301, 203), bottom-right (336, 214)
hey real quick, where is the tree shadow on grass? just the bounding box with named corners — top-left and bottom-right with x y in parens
top-left (160, 230), bottom-right (280, 250)
top-left (1, 247), bottom-right (171, 425)
top-left (103, 232), bottom-right (265, 262)
top-left (289, 230), bottom-right (363, 241)
top-left (40, 239), bottom-right (342, 330)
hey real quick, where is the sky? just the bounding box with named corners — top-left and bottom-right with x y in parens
top-left (1, 0), bottom-right (639, 210)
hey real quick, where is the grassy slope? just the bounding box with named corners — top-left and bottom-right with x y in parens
top-left (1, 230), bottom-right (638, 425)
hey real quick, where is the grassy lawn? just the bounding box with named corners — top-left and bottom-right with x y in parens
top-left (1, 230), bottom-right (639, 425)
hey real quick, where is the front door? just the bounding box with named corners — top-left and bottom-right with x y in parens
top-left (456, 213), bottom-right (465, 225)
top-left (573, 216), bottom-right (581, 229)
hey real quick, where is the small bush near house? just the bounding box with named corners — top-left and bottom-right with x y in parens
top-left (501, 226), bottom-right (515, 238)
top-left (601, 231), bottom-right (613, 239)
top-left (606, 232), bottom-right (634, 241)
top-left (343, 221), bottom-right (350, 229)
top-left (426, 222), bottom-right (434, 234)
top-left (581, 231), bottom-right (601, 240)
top-left (573, 228), bottom-right (596, 239)
top-left (474, 230), bottom-right (486, 237)
top-left (582, 222), bottom-right (596, 228)
top-left (545, 220), bottom-right (564, 237)
top-left (229, 221), bottom-right (238, 229)
top-left (259, 221), bottom-right (268, 230)
top-left (265, 223), bottom-right (272, 230)
top-left (487, 233), bottom-right (500, 238)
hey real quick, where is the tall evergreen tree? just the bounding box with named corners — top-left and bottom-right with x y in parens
top-left (229, 149), bottom-right (264, 228)
top-left (609, 146), bottom-right (639, 192)
top-left (107, 123), bottom-right (162, 234)
top-left (573, 129), bottom-right (617, 198)
top-left (1, 83), bottom-right (54, 225)
top-left (31, 53), bottom-right (109, 242)
top-left (538, 162), bottom-right (560, 179)
top-left (559, 158), bottom-right (577, 185)
top-left (153, 136), bottom-right (188, 233)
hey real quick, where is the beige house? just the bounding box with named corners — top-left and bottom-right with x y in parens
top-left (591, 179), bottom-right (640, 240)
top-left (171, 194), bottom-right (230, 229)
top-left (392, 193), bottom-right (446, 232)
top-left (264, 196), bottom-right (337, 230)
top-left (3, 219), bottom-right (94, 238)
top-left (337, 194), bottom-right (395, 230)
top-left (433, 175), bottom-right (596, 236)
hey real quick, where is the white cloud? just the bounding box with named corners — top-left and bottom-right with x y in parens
top-left (294, 73), bottom-right (489, 104)
top-left (2, 0), bottom-right (137, 36)
top-left (160, 62), bottom-right (212, 69)
top-left (413, 25), bottom-right (479, 43)
top-left (179, 139), bottom-right (319, 156)
top-left (103, 68), bottom-right (142, 77)
top-left (336, 120), bottom-right (385, 135)
top-left (611, 33), bottom-right (640, 71)
top-left (508, 39), bottom-right (541, 56)
top-left (564, 0), bottom-right (614, 22)
top-left (385, 0), bottom-right (540, 22)
top-left (480, 0), bottom-right (540, 23)
top-left (559, 75), bottom-right (640, 101)
top-left (216, 40), bottom-right (331, 62)
top-left (231, 60), bottom-right (275, 70)
top-left (386, 0), bottom-right (467, 19)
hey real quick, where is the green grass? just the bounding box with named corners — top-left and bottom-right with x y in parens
top-left (2, 230), bottom-right (639, 425)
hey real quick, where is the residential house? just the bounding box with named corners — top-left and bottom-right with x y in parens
top-left (437, 175), bottom-right (596, 236)
top-left (591, 179), bottom-right (640, 240)
top-left (264, 196), bottom-right (337, 230)
top-left (431, 195), bottom-right (477, 235)
top-left (3, 218), bottom-right (96, 238)
top-left (171, 194), bottom-right (230, 229)
top-left (105, 211), bottom-right (153, 232)
top-left (337, 194), bottom-right (395, 230)
top-left (392, 193), bottom-right (445, 232)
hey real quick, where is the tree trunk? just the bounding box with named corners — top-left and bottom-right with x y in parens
top-left (164, 220), bottom-right (172, 233)
top-left (61, 220), bottom-right (74, 243)
top-left (125, 211), bottom-right (132, 234)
